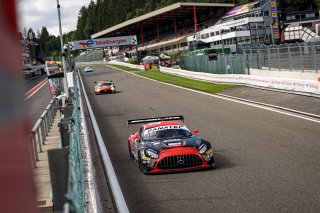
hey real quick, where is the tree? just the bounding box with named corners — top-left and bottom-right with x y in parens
top-left (74, 6), bottom-right (89, 40)
top-left (38, 27), bottom-right (50, 55)
top-left (84, 1), bottom-right (97, 38)
top-left (45, 35), bottom-right (60, 56)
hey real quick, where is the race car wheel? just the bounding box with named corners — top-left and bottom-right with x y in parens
top-left (211, 157), bottom-right (216, 169)
top-left (138, 152), bottom-right (148, 174)
top-left (128, 141), bottom-right (134, 160)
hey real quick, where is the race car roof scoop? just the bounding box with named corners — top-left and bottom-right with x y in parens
top-left (127, 115), bottom-right (184, 126)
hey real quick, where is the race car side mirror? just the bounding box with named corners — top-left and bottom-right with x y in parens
top-left (193, 129), bottom-right (199, 135)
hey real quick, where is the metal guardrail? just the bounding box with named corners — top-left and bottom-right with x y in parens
top-left (30, 98), bottom-right (60, 167)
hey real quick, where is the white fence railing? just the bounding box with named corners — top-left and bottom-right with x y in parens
top-left (30, 98), bottom-right (60, 167)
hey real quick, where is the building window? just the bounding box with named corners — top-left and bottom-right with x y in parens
top-left (257, 22), bottom-right (264, 28)
top-left (180, 42), bottom-right (187, 47)
top-left (250, 23), bottom-right (257, 29)
top-left (302, 23), bottom-right (312, 27)
top-left (210, 32), bottom-right (215, 37)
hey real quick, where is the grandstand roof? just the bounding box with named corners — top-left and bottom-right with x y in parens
top-left (91, 2), bottom-right (234, 39)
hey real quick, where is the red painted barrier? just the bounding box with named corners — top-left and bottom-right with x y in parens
top-left (0, 2), bottom-right (38, 213)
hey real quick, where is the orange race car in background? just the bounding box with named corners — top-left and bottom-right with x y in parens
top-left (94, 80), bottom-right (116, 95)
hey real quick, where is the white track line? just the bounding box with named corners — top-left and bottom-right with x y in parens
top-left (78, 71), bottom-right (129, 213)
top-left (107, 65), bottom-right (320, 124)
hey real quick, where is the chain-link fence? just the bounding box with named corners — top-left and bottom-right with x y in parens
top-left (75, 49), bottom-right (104, 62)
top-left (65, 70), bottom-right (85, 213)
top-left (243, 43), bottom-right (320, 73)
top-left (179, 54), bottom-right (247, 74)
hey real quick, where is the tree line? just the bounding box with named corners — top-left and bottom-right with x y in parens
top-left (20, 27), bottom-right (75, 58)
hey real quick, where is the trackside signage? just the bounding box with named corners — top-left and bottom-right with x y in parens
top-left (159, 67), bottom-right (320, 95)
top-left (69, 35), bottom-right (137, 50)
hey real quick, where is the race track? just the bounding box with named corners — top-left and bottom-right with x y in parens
top-left (80, 65), bottom-right (320, 213)
top-left (25, 74), bottom-right (52, 125)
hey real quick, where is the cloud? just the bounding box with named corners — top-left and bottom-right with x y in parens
top-left (17, 0), bottom-right (91, 36)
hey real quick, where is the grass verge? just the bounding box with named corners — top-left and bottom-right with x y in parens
top-left (108, 64), bottom-right (140, 71)
top-left (136, 70), bottom-right (238, 93)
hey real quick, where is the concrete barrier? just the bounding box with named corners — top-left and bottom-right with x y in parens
top-left (252, 68), bottom-right (320, 82)
top-left (108, 61), bottom-right (145, 70)
top-left (160, 67), bottom-right (320, 96)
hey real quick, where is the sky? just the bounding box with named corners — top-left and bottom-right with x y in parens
top-left (17, 0), bottom-right (91, 37)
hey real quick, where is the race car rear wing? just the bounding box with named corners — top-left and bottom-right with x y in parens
top-left (127, 115), bottom-right (184, 125)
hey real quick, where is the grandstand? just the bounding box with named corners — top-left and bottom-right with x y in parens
top-left (91, 2), bottom-right (234, 56)
top-left (188, 0), bottom-right (280, 53)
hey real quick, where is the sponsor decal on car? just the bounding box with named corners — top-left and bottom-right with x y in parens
top-left (147, 125), bottom-right (184, 132)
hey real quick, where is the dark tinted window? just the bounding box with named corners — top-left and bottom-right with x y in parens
top-left (143, 129), bottom-right (191, 140)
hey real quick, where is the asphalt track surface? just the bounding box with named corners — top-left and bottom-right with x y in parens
top-left (24, 74), bottom-right (52, 125)
top-left (24, 73), bottom-right (47, 93)
top-left (80, 65), bottom-right (320, 213)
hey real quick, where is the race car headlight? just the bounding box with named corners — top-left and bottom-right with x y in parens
top-left (199, 144), bottom-right (207, 154)
top-left (95, 87), bottom-right (101, 91)
top-left (145, 149), bottom-right (158, 159)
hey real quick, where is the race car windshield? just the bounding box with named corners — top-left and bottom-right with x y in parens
top-left (143, 128), bottom-right (192, 140)
top-left (101, 83), bottom-right (112, 86)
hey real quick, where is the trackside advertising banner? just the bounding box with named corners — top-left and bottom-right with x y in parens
top-left (159, 67), bottom-right (320, 96)
top-left (70, 35), bottom-right (137, 50)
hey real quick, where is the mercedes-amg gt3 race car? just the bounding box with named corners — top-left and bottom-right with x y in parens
top-left (127, 116), bottom-right (215, 174)
top-left (94, 80), bottom-right (116, 94)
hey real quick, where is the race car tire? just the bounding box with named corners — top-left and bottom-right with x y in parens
top-left (211, 158), bottom-right (216, 169)
top-left (128, 141), bottom-right (134, 160)
top-left (138, 152), bottom-right (148, 174)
